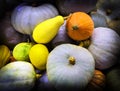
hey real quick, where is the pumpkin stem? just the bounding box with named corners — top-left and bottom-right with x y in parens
top-left (72, 26), bottom-right (79, 30)
top-left (63, 13), bottom-right (72, 20)
top-left (106, 9), bottom-right (112, 15)
top-left (32, 2), bottom-right (38, 7)
top-left (68, 56), bottom-right (75, 65)
top-left (79, 38), bottom-right (91, 48)
top-left (36, 73), bottom-right (42, 79)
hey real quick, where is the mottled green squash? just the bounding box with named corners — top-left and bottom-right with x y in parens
top-left (0, 61), bottom-right (36, 91)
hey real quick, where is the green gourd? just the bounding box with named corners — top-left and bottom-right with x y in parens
top-left (0, 61), bottom-right (36, 91)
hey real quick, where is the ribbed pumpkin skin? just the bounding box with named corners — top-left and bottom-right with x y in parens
top-left (86, 70), bottom-right (106, 91)
top-left (66, 12), bottom-right (94, 41)
top-left (0, 61), bottom-right (36, 91)
top-left (0, 45), bottom-right (10, 68)
top-left (90, 12), bottom-right (108, 28)
top-left (88, 27), bottom-right (120, 70)
top-left (11, 3), bottom-right (58, 35)
top-left (47, 44), bottom-right (95, 91)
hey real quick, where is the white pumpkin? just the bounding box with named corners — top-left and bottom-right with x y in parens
top-left (11, 3), bottom-right (58, 35)
top-left (47, 44), bottom-right (95, 91)
top-left (88, 27), bottom-right (120, 70)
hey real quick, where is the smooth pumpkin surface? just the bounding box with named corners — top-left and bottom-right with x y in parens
top-left (0, 61), bottom-right (36, 91)
top-left (66, 12), bottom-right (94, 41)
top-left (88, 27), bottom-right (120, 70)
top-left (47, 44), bottom-right (95, 91)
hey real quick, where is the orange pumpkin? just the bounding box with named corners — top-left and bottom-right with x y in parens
top-left (85, 69), bottom-right (106, 91)
top-left (66, 12), bottom-right (94, 41)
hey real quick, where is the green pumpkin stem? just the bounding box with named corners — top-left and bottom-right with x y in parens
top-left (68, 56), bottom-right (75, 65)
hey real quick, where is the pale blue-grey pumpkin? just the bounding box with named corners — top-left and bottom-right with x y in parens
top-left (88, 27), bottom-right (120, 70)
top-left (11, 3), bottom-right (58, 35)
top-left (47, 44), bottom-right (95, 91)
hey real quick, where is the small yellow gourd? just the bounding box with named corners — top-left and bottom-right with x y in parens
top-left (0, 45), bottom-right (11, 68)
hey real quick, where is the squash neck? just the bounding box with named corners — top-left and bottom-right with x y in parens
top-left (68, 56), bottom-right (75, 65)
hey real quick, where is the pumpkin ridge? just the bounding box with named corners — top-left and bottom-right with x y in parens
top-left (91, 43), bottom-right (118, 56)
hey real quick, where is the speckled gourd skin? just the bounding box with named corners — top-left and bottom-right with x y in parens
top-left (0, 61), bottom-right (36, 91)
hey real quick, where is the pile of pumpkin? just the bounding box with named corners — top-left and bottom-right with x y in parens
top-left (0, 0), bottom-right (120, 91)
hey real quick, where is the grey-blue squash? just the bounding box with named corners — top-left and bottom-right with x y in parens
top-left (0, 61), bottom-right (36, 91)
top-left (47, 44), bottom-right (95, 91)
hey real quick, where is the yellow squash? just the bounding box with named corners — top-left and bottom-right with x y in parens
top-left (0, 45), bottom-right (11, 68)
top-left (32, 15), bottom-right (64, 44)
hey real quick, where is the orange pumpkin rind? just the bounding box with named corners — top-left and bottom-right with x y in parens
top-left (66, 12), bottom-right (94, 41)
